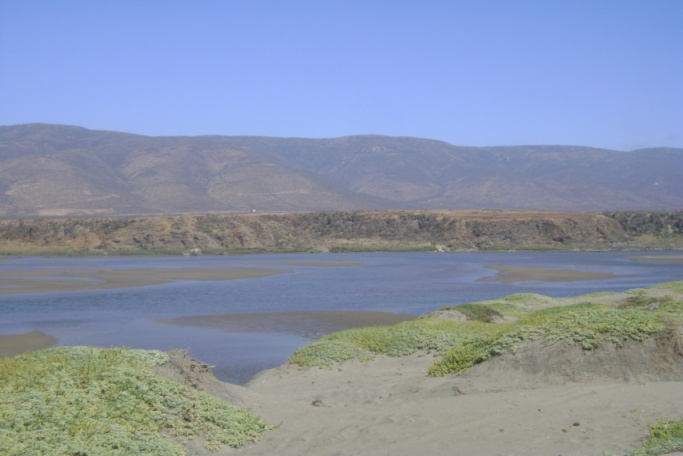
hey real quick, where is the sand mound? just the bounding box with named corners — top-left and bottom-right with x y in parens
top-left (150, 333), bottom-right (683, 456)
top-left (225, 339), bottom-right (683, 456)
top-left (420, 308), bottom-right (468, 321)
top-left (156, 349), bottom-right (218, 391)
top-left (453, 331), bottom-right (683, 394)
top-left (153, 306), bottom-right (683, 455)
top-left (156, 349), bottom-right (263, 412)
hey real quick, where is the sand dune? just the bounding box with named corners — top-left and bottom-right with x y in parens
top-left (162, 344), bottom-right (682, 456)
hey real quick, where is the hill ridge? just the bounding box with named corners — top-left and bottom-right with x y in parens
top-left (1, 124), bottom-right (682, 217)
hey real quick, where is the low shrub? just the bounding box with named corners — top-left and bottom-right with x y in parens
top-left (0, 347), bottom-right (267, 455)
top-left (449, 303), bottom-right (503, 323)
top-left (628, 418), bottom-right (683, 456)
top-left (289, 282), bottom-right (681, 379)
top-left (428, 305), bottom-right (667, 376)
top-left (289, 319), bottom-right (475, 368)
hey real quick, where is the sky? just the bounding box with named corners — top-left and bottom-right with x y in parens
top-left (1, 0), bottom-right (682, 150)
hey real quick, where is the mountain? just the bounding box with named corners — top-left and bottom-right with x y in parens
top-left (1, 123), bottom-right (681, 218)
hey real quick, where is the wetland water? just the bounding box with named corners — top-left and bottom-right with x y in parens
top-left (1, 251), bottom-right (682, 384)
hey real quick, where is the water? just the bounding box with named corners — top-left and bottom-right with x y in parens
top-left (1, 251), bottom-right (682, 383)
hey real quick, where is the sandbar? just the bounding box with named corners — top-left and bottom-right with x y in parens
top-left (628, 254), bottom-right (683, 263)
top-left (0, 331), bottom-right (58, 358)
top-left (0, 267), bottom-right (290, 294)
top-left (482, 264), bottom-right (622, 283)
top-left (161, 310), bottom-right (416, 339)
top-left (267, 260), bottom-right (364, 267)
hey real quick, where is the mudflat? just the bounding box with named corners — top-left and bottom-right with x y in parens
top-left (266, 260), bottom-right (364, 267)
top-left (0, 267), bottom-right (290, 294)
top-left (483, 264), bottom-right (622, 283)
top-left (629, 254), bottom-right (683, 264)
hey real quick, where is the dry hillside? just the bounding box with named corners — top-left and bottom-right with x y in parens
top-left (1, 124), bottom-right (682, 217)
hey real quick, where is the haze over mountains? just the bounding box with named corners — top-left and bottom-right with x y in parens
top-left (1, 124), bottom-right (681, 218)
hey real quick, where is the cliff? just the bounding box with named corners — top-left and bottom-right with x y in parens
top-left (1, 210), bottom-right (681, 255)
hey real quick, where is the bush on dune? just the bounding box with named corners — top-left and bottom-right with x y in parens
top-left (289, 319), bottom-right (481, 367)
top-left (628, 418), bottom-right (683, 456)
top-left (289, 285), bottom-right (682, 379)
top-left (428, 305), bottom-right (668, 376)
top-left (0, 347), bottom-right (267, 455)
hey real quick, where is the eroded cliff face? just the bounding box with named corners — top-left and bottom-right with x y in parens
top-left (0, 210), bottom-right (681, 255)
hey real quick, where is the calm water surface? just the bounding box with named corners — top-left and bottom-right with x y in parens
top-left (1, 251), bottom-right (682, 383)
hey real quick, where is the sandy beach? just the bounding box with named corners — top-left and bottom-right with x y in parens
top-left (164, 341), bottom-right (683, 456)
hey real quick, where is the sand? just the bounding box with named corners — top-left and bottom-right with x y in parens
top-left (167, 346), bottom-right (683, 456)
top-left (0, 330), bottom-right (58, 358)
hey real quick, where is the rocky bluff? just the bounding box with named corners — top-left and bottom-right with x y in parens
top-left (1, 210), bottom-right (682, 255)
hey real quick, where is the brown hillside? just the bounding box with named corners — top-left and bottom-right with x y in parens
top-left (1, 124), bottom-right (682, 217)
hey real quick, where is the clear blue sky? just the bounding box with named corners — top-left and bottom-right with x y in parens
top-left (1, 0), bottom-right (681, 150)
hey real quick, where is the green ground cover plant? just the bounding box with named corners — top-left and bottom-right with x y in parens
top-left (442, 303), bottom-right (503, 322)
top-left (289, 319), bottom-right (482, 367)
top-left (627, 418), bottom-right (683, 456)
top-left (428, 304), bottom-right (667, 376)
top-left (0, 347), bottom-right (267, 455)
top-left (289, 284), bottom-right (681, 379)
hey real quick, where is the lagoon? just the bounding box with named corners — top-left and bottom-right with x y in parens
top-left (1, 251), bottom-right (682, 384)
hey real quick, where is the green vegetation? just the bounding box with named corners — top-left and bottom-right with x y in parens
top-left (289, 284), bottom-right (682, 379)
top-left (442, 303), bottom-right (503, 322)
top-left (628, 418), bottom-right (683, 456)
top-left (0, 347), bottom-right (267, 455)
top-left (429, 304), bottom-right (666, 376)
top-left (289, 319), bottom-right (477, 367)
top-left (605, 211), bottom-right (683, 237)
top-left (478, 244), bottom-right (575, 252)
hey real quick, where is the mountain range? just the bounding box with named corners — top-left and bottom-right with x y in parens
top-left (1, 123), bottom-right (681, 218)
